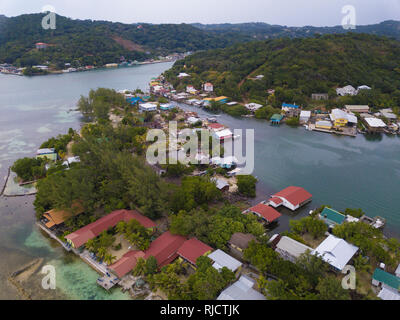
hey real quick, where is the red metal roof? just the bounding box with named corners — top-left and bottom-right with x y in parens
top-left (108, 250), bottom-right (145, 278)
top-left (65, 210), bottom-right (156, 248)
top-left (273, 186), bottom-right (312, 206)
top-left (207, 123), bottom-right (225, 130)
top-left (177, 238), bottom-right (213, 266)
top-left (248, 203), bottom-right (282, 223)
top-left (270, 197), bottom-right (283, 205)
top-left (144, 231), bottom-right (187, 268)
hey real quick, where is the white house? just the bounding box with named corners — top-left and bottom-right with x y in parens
top-left (336, 85), bottom-right (357, 96)
top-left (268, 186), bottom-right (312, 211)
top-left (186, 85), bottom-right (197, 94)
top-left (187, 116), bottom-right (201, 125)
top-left (245, 103), bottom-right (263, 112)
top-left (312, 235), bottom-right (359, 272)
top-left (212, 128), bottom-right (233, 141)
top-left (300, 110), bottom-right (311, 123)
top-left (203, 82), bottom-right (214, 92)
top-left (178, 72), bottom-right (190, 78)
top-left (208, 249), bottom-right (242, 273)
top-left (357, 85), bottom-right (371, 93)
top-left (139, 103), bottom-right (157, 112)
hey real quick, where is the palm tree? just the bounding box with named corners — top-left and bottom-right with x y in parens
top-left (97, 247), bottom-right (107, 260)
top-left (86, 239), bottom-right (96, 252)
top-left (104, 253), bottom-right (117, 266)
top-left (115, 221), bottom-right (126, 235)
top-left (132, 257), bottom-right (146, 277)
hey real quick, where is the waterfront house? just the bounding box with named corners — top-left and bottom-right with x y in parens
top-left (108, 250), bottom-right (145, 278)
top-left (319, 207), bottom-right (346, 228)
top-left (345, 105), bottom-right (370, 113)
top-left (270, 114), bottom-right (284, 125)
top-left (330, 109), bottom-right (349, 127)
top-left (228, 233), bottom-right (257, 258)
top-left (282, 103), bottom-right (300, 117)
top-left (177, 238), bottom-right (213, 269)
top-left (208, 249), bottom-right (242, 273)
top-left (336, 85), bottom-right (357, 96)
top-left (245, 103), bottom-right (263, 112)
top-left (269, 186), bottom-right (312, 211)
top-left (244, 203), bottom-right (282, 224)
top-left (36, 148), bottom-right (58, 162)
top-left (217, 275), bottom-right (266, 300)
top-left (204, 96), bottom-right (229, 104)
top-left (65, 210), bottom-right (156, 249)
top-left (42, 201), bottom-right (84, 230)
top-left (364, 117), bottom-right (387, 132)
top-left (300, 110), bottom-right (311, 123)
top-left (315, 120), bottom-right (333, 130)
top-left (274, 236), bottom-right (313, 263)
top-left (381, 111), bottom-right (397, 121)
top-left (160, 103), bottom-right (174, 111)
top-left (311, 93), bottom-right (329, 100)
top-left (212, 128), bottom-right (233, 142)
top-left (139, 103), bottom-right (157, 112)
top-left (372, 268), bottom-right (400, 300)
top-left (211, 156), bottom-right (237, 169)
top-left (203, 82), bottom-right (214, 92)
top-left (207, 123), bottom-right (225, 131)
top-left (312, 235), bottom-right (359, 272)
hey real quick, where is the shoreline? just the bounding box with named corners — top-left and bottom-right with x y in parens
top-left (0, 60), bottom-right (175, 78)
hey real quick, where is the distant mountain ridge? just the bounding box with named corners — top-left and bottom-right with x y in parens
top-left (192, 20), bottom-right (400, 40)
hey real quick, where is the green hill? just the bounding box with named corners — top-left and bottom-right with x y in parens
top-left (0, 13), bottom-right (248, 68)
top-left (165, 33), bottom-right (400, 108)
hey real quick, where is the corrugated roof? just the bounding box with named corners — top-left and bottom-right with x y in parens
top-left (65, 210), bottom-right (156, 248)
top-left (229, 233), bottom-right (256, 249)
top-left (276, 236), bottom-right (313, 258)
top-left (373, 268), bottom-right (400, 291)
top-left (217, 275), bottom-right (266, 300)
top-left (177, 238), bottom-right (213, 266)
top-left (312, 235), bottom-right (359, 271)
top-left (273, 186), bottom-right (312, 207)
top-left (208, 249), bottom-right (242, 272)
top-left (248, 203), bottom-right (281, 223)
top-left (378, 286), bottom-right (400, 300)
top-left (109, 250), bottom-right (145, 278)
top-left (144, 231), bottom-right (187, 268)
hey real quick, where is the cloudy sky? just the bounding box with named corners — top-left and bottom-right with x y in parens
top-left (0, 0), bottom-right (399, 26)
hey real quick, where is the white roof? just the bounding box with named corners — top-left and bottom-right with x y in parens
top-left (211, 156), bottom-right (238, 165)
top-left (276, 236), bottom-right (313, 259)
top-left (37, 148), bottom-right (55, 154)
top-left (345, 105), bottom-right (370, 111)
top-left (214, 129), bottom-right (233, 138)
top-left (364, 117), bottom-right (387, 128)
top-left (381, 112), bottom-right (397, 120)
top-left (208, 249), bottom-right (242, 272)
top-left (178, 72), bottom-right (190, 77)
top-left (67, 156), bottom-right (80, 164)
top-left (187, 117), bottom-right (201, 124)
top-left (347, 114), bottom-right (358, 124)
top-left (140, 103), bottom-right (157, 109)
top-left (217, 275), bottom-right (266, 300)
top-left (316, 120), bottom-right (332, 127)
top-left (245, 103), bottom-right (263, 110)
top-left (378, 286), bottom-right (400, 300)
top-left (312, 235), bottom-right (359, 271)
top-left (226, 102), bottom-right (238, 106)
top-left (300, 110), bottom-right (311, 117)
top-left (357, 85), bottom-right (371, 90)
top-left (330, 108), bottom-right (348, 120)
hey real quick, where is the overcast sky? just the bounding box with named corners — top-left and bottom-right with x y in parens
top-left (1, 0), bottom-right (399, 26)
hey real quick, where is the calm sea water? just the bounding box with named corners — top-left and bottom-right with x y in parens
top-left (0, 61), bottom-right (399, 299)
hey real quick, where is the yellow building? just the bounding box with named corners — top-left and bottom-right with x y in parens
top-left (330, 109), bottom-right (349, 127)
top-left (315, 120), bottom-right (333, 130)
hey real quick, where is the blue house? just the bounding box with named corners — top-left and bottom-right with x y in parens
top-left (282, 103), bottom-right (299, 109)
top-left (127, 97), bottom-right (144, 105)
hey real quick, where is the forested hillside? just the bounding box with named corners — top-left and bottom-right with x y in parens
top-left (0, 13), bottom-right (248, 67)
top-left (165, 33), bottom-right (400, 108)
top-left (192, 20), bottom-right (400, 40)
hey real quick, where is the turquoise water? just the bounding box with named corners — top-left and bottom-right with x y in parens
top-left (0, 63), bottom-right (173, 299)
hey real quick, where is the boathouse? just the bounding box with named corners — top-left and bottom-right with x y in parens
top-left (244, 203), bottom-right (282, 224)
top-left (269, 186), bottom-right (312, 211)
top-left (270, 114), bottom-right (283, 125)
